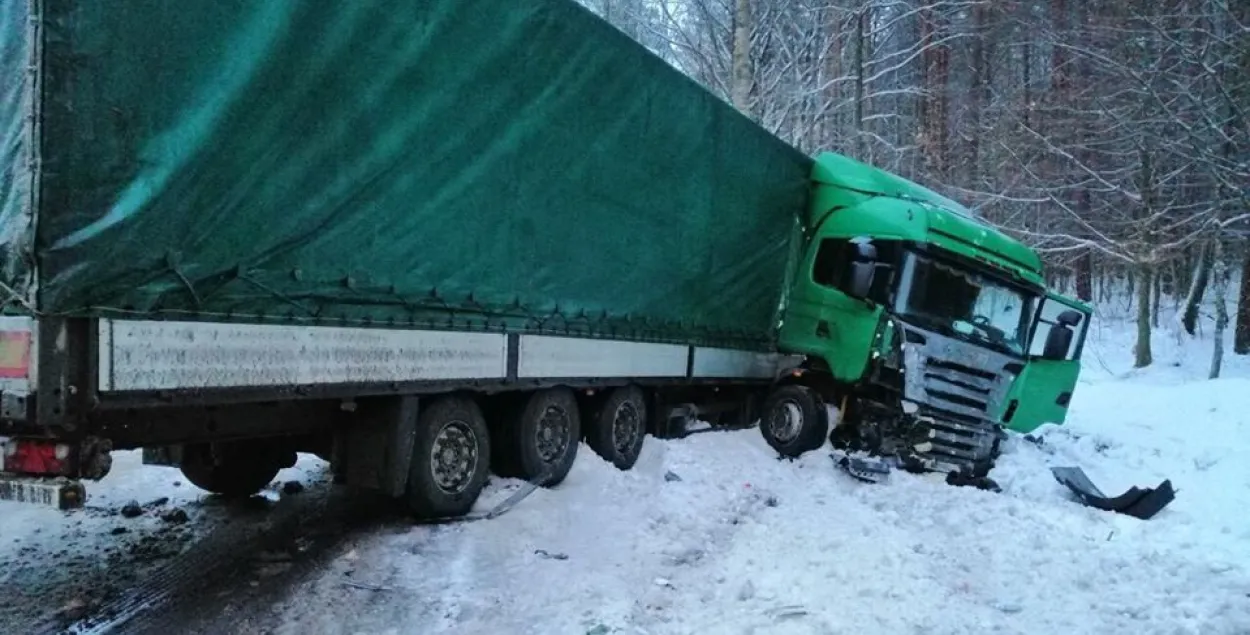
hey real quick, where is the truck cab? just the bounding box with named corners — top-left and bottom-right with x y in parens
top-left (768, 152), bottom-right (1090, 478)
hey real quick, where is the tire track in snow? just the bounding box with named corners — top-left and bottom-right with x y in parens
top-left (36, 483), bottom-right (385, 635)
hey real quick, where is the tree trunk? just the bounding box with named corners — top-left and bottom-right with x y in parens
top-left (1152, 269), bottom-right (1161, 328)
top-left (1134, 262), bottom-right (1153, 368)
top-left (1182, 240), bottom-right (1212, 335)
top-left (919, 6), bottom-right (950, 179)
top-left (853, 7), bottom-right (867, 159)
top-left (1075, 248), bottom-right (1093, 302)
top-left (1210, 242), bottom-right (1228, 379)
top-left (730, 0), bottom-right (753, 114)
top-left (1234, 243), bottom-right (1250, 354)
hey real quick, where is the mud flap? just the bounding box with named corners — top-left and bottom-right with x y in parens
top-left (1050, 466), bottom-right (1175, 520)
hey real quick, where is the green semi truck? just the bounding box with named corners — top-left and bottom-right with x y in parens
top-left (0, 0), bottom-right (1089, 516)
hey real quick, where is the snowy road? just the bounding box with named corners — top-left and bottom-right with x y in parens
top-left (3, 316), bottom-right (1250, 634)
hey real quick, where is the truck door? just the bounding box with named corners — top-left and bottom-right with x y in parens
top-left (779, 236), bottom-right (888, 382)
top-left (999, 293), bottom-right (1091, 434)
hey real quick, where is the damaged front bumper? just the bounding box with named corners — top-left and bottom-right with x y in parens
top-left (1050, 466), bottom-right (1175, 520)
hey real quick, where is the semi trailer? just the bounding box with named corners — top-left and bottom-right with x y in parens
top-left (0, 0), bottom-right (1090, 517)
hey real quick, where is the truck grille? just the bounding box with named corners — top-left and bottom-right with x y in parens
top-left (899, 335), bottom-right (1014, 475)
top-left (919, 359), bottom-right (997, 424)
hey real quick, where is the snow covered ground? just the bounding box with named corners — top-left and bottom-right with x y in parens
top-left (2, 304), bottom-right (1249, 634)
top-left (249, 305), bottom-right (1250, 634)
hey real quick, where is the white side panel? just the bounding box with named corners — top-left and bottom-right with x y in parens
top-left (691, 347), bottom-right (790, 379)
top-left (100, 320), bottom-right (508, 392)
top-left (517, 335), bottom-right (687, 379)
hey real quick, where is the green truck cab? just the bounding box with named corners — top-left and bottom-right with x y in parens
top-left (763, 152), bottom-right (1091, 478)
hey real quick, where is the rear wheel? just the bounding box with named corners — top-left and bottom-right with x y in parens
top-left (759, 385), bottom-right (828, 457)
top-left (405, 395), bottom-right (492, 519)
top-left (180, 441), bottom-right (292, 498)
top-left (586, 385), bottom-right (648, 470)
top-left (507, 388), bottom-right (581, 487)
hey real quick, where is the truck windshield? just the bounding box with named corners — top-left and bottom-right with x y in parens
top-left (892, 251), bottom-right (1035, 356)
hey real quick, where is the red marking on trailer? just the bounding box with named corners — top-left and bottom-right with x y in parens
top-left (0, 330), bottom-right (31, 378)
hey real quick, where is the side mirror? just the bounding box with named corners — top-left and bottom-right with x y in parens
top-left (846, 239), bottom-right (877, 300)
top-left (1056, 309), bottom-right (1083, 327)
top-left (1042, 325), bottom-right (1073, 360)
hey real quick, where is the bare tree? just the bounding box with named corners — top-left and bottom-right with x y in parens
top-left (594, 0), bottom-right (1248, 371)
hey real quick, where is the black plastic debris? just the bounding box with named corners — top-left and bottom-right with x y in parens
top-left (945, 470), bottom-right (1002, 493)
top-left (1050, 466), bottom-right (1175, 520)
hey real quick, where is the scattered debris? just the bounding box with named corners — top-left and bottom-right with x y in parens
top-left (144, 496), bottom-right (170, 508)
top-left (765, 605), bottom-right (809, 620)
top-left (160, 508), bottom-right (190, 524)
top-left (945, 471), bottom-right (1002, 493)
top-left (831, 452), bottom-right (891, 483)
top-left (534, 549), bottom-right (568, 561)
top-left (764, 495), bottom-right (779, 507)
top-left (343, 580), bottom-right (391, 592)
top-left (664, 471), bottom-right (683, 482)
top-left (653, 577), bottom-right (674, 589)
top-left (737, 580), bottom-right (756, 601)
top-left (1050, 466), bottom-right (1175, 520)
top-left (110, 527), bottom-right (128, 536)
top-left (585, 625), bottom-right (611, 635)
top-left (282, 481), bottom-right (306, 495)
top-left (255, 562), bottom-right (292, 578)
top-left (120, 501), bottom-right (143, 518)
top-left (666, 547), bottom-right (705, 566)
top-left (255, 550), bottom-right (294, 564)
top-left (57, 597), bottom-right (91, 621)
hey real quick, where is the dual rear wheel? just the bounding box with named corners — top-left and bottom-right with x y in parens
top-left (406, 385), bottom-right (650, 519)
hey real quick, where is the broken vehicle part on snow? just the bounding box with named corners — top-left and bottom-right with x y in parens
top-left (830, 452), bottom-right (891, 483)
top-left (1050, 466), bottom-right (1175, 520)
top-left (828, 450), bottom-right (1001, 492)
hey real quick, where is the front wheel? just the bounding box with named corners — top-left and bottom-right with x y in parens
top-left (759, 385), bottom-right (829, 457)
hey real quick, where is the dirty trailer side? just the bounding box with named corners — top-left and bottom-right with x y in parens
top-left (0, 0), bottom-right (812, 515)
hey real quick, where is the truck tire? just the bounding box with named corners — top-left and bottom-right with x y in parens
top-left (405, 395), bottom-right (492, 519)
top-left (179, 441), bottom-right (287, 498)
top-left (587, 385), bottom-right (648, 470)
top-left (760, 385), bottom-right (828, 457)
top-left (510, 388), bottom-right (581, 487)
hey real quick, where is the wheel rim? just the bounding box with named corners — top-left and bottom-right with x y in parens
top-left (430, 420), bottom-right (479, 494)
top-left (535, 405), bottom-right (571, 463)
top-left (611, 401), bottom-right (642, 456)
top-left (768, 400), bottom-right (803, 443)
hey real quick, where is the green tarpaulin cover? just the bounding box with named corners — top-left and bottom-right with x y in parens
top-left (0, 1), bottom-right (34, 308)
top-left (4, 0), bottom-right (813, 350)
